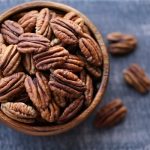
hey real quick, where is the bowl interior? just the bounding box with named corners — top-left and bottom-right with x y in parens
top-left (0, 1), bottom-right (109, 136)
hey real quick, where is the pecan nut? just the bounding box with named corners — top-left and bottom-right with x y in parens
top-left (0, 72), bottom-right (26, 102)
top-left (58, 96), bottom-right (84, 123)
top-left (82, 25), bottom-right (91, 35)
top-left (51, 17), bottom-right (83, 44)
top-left (36, 8), bottom-right (56, 39)
top-left (33, 45), bottom-right (69, 70)
top-left (80, 70), bottom-right (93, 106)
top-left (0, 43), bottom-right (6, 56)
top-left (80, 57), bottom-right (101, 78)
top-left (79, 34), bottom-right (102, 66)
top-left (85, 61), bottom-right (102, 78)
top-left (17, 33), bottom-right (50, 53)
top-left (0, 45), bottom-right (21, 76)
top-left (64, 12), bottom-right (84, 27)
top-left (123, 64), bottom-right (150, 93)
top-left (23, 54), bottom-right (36, 75)
top-left (1, 20), bottom-right (24, 44)
top-left (40, 100), bottom-right (60, 122)
top-left (49, 69), bottom-right (86, 99)
top-left (1, 102), bottom-right (38, 123)
top-left (107, 32), bottom-right (137, 55)
top-left (0, 33), bottom-right (4, 43)
top-left (53, 92), bottom-right (67, 108)
top-left (24, 72), bottom-right (51, 111)
top-left (59, 54), bottom-right (84, 72)
top-left (94, 99), bottom-right (127, 128)
top-left (18, 10), bottom-right (38, 32)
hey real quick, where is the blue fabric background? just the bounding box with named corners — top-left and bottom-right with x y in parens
top-left (0, 0), bottom-right (150, 150)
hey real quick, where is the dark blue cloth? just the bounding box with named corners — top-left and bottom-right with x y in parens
top-left (0, 0), bottom-right (150, 149)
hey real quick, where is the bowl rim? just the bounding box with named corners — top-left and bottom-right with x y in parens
top-left (0, 1), bottom-right (109, 136)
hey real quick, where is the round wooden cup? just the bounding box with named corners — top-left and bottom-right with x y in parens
top-left (0, 1), bottom-right (109, 136)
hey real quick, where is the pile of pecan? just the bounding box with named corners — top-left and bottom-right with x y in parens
top-left (0, 8), bottom-right (103, 124)
top-left (93, 32), bottom-right (150, 129)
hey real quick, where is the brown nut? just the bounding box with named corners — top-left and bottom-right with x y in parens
top-left (49, 69), bottom-right (86, 99)
top-left (80, 56), bottom-right (101, 78)
top-left (51, 17), bottom-right (83, 45)
top-left (123, 64), bottom-right (150, 93)
top-left (18, 10), bottom-right (38, 32)
top-left (94, 99), bottom-right (127, 128)
top-left (64, 12), bottom-right (84, 27)
top-left (0, 72), bottom-right (26, 102)
top-left (59, 54), bottom-right (84, 73)
top-left (82, 25), bottom-right (91, 35)
top-left (1, 20), bottom-right (24, 44)
top-left (0, 43), bottom-right (6, 56)
top-left (58, 96), bottom-right (84, 123)
top-left (24, 72), bottom-right (51, 111)
top-left (1, 102), bottom-right (38, 123)
top-left (36, 8), bottom-right (56, 39)
top-left (0, 33), bottom-right (4, 43)
top-left (79, 33), bottom-right (102, 66)
top-left (0, 45), bottom-right (21, 76)
top-left (17, 33), bottom-right (50, 53)
top-left (85, 61), bottom-right (102, 78)
top-left (40, 100), bottom-right (60, 123)
top-left (52, 92), bottom-right (67, 108)
top-left (23, 54), bottom-right (36, 75)
top-left (80, 70), bottom-right (93, 106)
top-left (107, 32), bottom-right (137, 55)
top-left (33, 45), bottom-right (69, 70)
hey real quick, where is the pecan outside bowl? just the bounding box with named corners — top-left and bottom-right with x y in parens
top-left (0, 1), bottom-right (109, 136)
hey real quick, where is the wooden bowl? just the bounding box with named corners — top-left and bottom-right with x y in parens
top-left (0, 1), bottom-right (109, 136)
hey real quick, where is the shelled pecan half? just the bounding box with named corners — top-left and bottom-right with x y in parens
top-left (40, 100), bottom-right (60, 122)
top-left (24, 72), bottom-right (51, 112)
top-left (49, 69), bottom-right (86, 98)
top-left (79, 33), bottom-right (102, 66)
top-left (80, 57), bottom-right (102, 78)
top-left (64, 12), bottom-right (84, 27)
top-left (53, 92), bottom-right (67, 108)
top-left (0, 43), bottom-right (6, 55)
top-left (0, 33), bottom-right (4, 43)
top-left (58, 96), bottom-right (84, 123)
top-left (1, 20), bottom-right (24, 44)
top-left (18, 10), bottom-right (38, 32)
top-left (80, 70), bottom-right (93, 106)
top-left (0, 45), bottom-right (21, 76)
top-left (123, 64), bottom-right (150, 93)
top-left (51, 17), bottom-right (83, 45)
top-left (17, 33), bottom-right (50, 53)
top-left (0, 72), bottom-right (26, 102)
top-left (107, 32), bottom-right (137, 55)
top-left (1, 102), bottom-right (38, 123)
top-left (59, 54), bottom-right (84, 73)
top-left (23, 54), bottom-right (36, 75)
top-left (94, 99), bottom-right (127, 128)
top-left (85, 61), bottom-right (102, 78)
top-left (33, 45), bottom-right (69, 70)
top-left (36, 8), bottom-right (56, 39)
top-left (82, 25), bottom-right (91, 35)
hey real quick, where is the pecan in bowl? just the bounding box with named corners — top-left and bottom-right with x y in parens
top-left (0, 1), bottom-right (109, 136)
